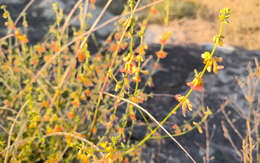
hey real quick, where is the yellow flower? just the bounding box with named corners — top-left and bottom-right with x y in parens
top-left (193, 121), bottom-right (203, 134)
top-left (213, 35), bottom-right (224, 46)
top-left (201, 52), bottom-right (224, 74)
top-left (201, 51), bottom-right (211, 64)
top-left (175, 94), bottom-right (192, 117)
top-left (219, 8), bottom-right (231, 24)
top-left (213, 57), bottom-right (224, 73)
top-left (160, 32), bottom-right (171, 45)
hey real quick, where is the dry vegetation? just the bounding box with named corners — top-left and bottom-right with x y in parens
top-left (145, 0), bottom-right (260, 50)
top-left (0, 0), bottom-right (259, 162)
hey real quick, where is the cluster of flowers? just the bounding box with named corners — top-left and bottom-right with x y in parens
top-left (174, 8), bottom-right (231, 117)
top-left (1, 5), bottom-right (28, 43)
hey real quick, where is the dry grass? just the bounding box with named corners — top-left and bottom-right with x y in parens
top-left (146, 0), bottom-right (260, 50)
top-left (200, 0), bottom-right (260, 50)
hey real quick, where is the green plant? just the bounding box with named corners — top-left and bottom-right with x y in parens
top-left (0, 0), bottom-right (230, 162)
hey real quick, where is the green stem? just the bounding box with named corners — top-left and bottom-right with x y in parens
top-left (126, 22), bottom-right (225, 154)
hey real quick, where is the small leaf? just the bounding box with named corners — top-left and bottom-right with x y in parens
top-left (193, 121), bottom-right (203, 134)
top-left (204, 106), bottom-right (213, 116)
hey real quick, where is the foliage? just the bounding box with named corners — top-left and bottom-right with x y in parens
top-left (0, 0), bottom-right (238, 162)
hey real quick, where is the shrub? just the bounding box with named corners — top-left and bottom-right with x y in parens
top-left (0, 0), bottom-right (231, 162)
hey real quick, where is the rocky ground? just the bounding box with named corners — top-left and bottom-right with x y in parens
top-left (136, 43), bottom-right (259, 163)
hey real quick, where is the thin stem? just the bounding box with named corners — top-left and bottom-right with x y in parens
top-left (104, 92), bottom-right (196, 163)
top-left (4, 101), bottom-right (29, 163)
top-left (126, 21), bottom-right (225, 158)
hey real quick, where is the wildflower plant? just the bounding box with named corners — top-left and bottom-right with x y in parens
top-left (0, 0), bottom-right (231, 162)
top-left (124, 7), bottom-right (231, 161)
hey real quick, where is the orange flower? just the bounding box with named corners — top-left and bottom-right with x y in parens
top-left (141, 69), bottom-right (149, 75)
top-left (31, 59), bottom-right (39, 66)
top-left (172, 124), bottom-right (181, 134)
top-left (132, 73), bottom-right (141, 82)
top-left (109, 43), bottom-right (117, 51)
top-left (114, 97), bottom-right (120, 107)
top-left (184, 123), bottom-right (192, 131)
top-left (201, 51), bottom-right (211, 64)
top-left (130, 112), bottom-right (136, 121)
top-left (187, 78), bottom-right (203, 91)
top-left (95, 53), bottom-right (102, 61)
top-left (72, 98), bottom-right (80, 107)
top-left (15, 30), bottom-right (28, 43)
top-left (114, 32), bottom-right (121, 40)
top-left (160, 32), bottom-right (171, 45)
top-left (77, 52), bottom-right (85, 63)
top-left (78, 153), bottom-right (90, 162)
top-left (119, 19), bottom-right (125, 24)
top-left (172, 124), bottom-right (179, 129)
top-left (35, 44), bottom-right (46, 55)
top-left (117, 127), bottom-right (124, 136)
top-left (4, 100), bottom-right (9, 107)
top-left (131, 97), bottom-right (137, 104)
top-left (124, 158), bottom-right (129, 163)
top-left (54, 125), bottom-right (62, 132)
top-left (187, 70), bottom-right (203, 91)
top-left (124, 61), bottom-right (136, 74)
top-left (2, 11), bottom-right (8, 19)
top-left (138, 97), bottom-right (145, 104)
top-left (85, 89), bottom-right (91, 97)
top-left (80, 93), bottom-right (86, 100)
top-left (106, 37), bottom-right (111, 44)
top-left (4, 22), bottom-right (9, 27)
top-left (90, 0), bottom-right (96, 9)
top-left (120, 66), bottom-right (125, 72)
top-left (95, 66), bottom-right (100, 73)
top-left (50, 41), bottom-right (58, 52)
top-left (150, 7), bottom-right (157, 15)
top-left (152, 63), bottom-right (160, 70)
top-left (10, 23), bottom-right (16, 30)
top-left (18, 35), bottom-right (28, 43)
top-left (175, 94), bottom-right (192, 117)
top-left (156, 50), bottom-right (167, 59)
top-left (67, 112), bottom-right (74, 119)
top-left (90, 0), bottom-right (96, 4)
top-left (44, 55), bottom-right (52, 62)
top-left (201, 51), bottom-right (224, 74)
top-left (212, 57), bottom-right (224, 73)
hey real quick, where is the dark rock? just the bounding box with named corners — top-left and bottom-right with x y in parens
top-left (0, 0), bottom-right (116, 43)
top-left (135, 43), bottom-right (259, 163)
top-left (142, 44), bottom-right (204, 121)
top-left (96, 0), bottom-right (126, 15)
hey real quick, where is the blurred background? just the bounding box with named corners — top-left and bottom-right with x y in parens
top-left (96, 0), bottom-right (260, 50)
top-left (1, 0), bottom-right (260, 50)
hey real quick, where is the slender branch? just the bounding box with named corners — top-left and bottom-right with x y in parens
top-left (5, 100), bottom-right (29, 163)
top-left (104, 92), bottom-right (196, 163)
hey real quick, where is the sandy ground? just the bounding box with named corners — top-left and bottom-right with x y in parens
top-left (145, 0), bottom-right (260, 50)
